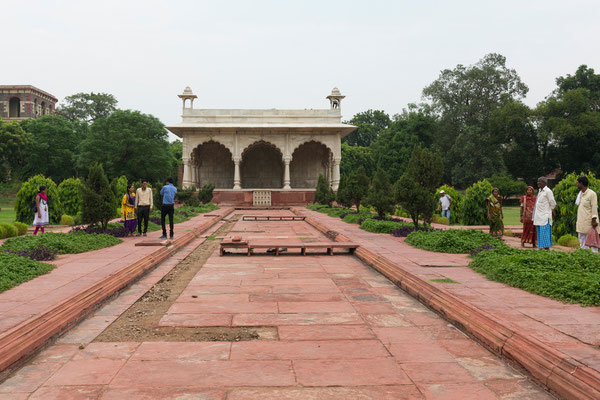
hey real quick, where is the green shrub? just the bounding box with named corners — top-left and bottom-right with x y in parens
top-left (0, 222), bottom-right (18, 238)
top-left (504, 228), bottom-right (514, 237)
top-left (0, 225), bottom-right (6, 239)
top-left (153, 183), bottom-right (163, 209)
top-left (360, 219), bottom-right (412, 234)
top-left (0, 252), bottom-right (55, 293)
top-left (73, 212), bottom-right (83, 226)
top-left (365, 168), bottom-right (395, 219)
top-left (558, 234), bottom-right (580, 248)
top-left (176, 186), bottom-right (196, 203)
top-left (60, 214), bottom-right (75, 226)
top-left (57, 177), bottom-right (83, 216)
top-left (314, 174), bottom-right (335, 206)
top-left (342, 210), bottom-right (372, 224)
top-left (405, 229), bottom-right (505, 254)
top-left (81, 164), bottom-right (116, 231)
top-left (394, 208), bottom-right (409, 218)
top-left (15, 175), bottom-right (63, 224)
top-left (198, 184), bottom-right (215, 204)
top-left (110, 175), bottom-right (128, 204)
top-left (435, 185), bottom-right (462, 224)
top-left (1, 232), bottom-right (121, 254)
top-left (432, 216), bottom-right (450, 225)
top-left (553, 172), bottom-right (600, 237)
top-left (470, 247), bottom-right (600, 305)
top-left (459, 179), bottom-right (493, 225)
top-left (13, 222), bottom-right (28, 236)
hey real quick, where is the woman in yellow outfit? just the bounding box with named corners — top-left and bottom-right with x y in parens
top-left (121, 185), bottom-right (137, 236)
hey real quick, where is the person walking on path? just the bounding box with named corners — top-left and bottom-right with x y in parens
top-left (159, 177), bottom-right (177, 240)
top-left (437, 190), bottom-right (453, 221)
top-left (520, 186), bottom-right (537, 247)
top-left (486, 188), bottom-right (504, 238)
top-left (134, 179), bottom-right (153, 237)
top-left (575, 176), bottom-right (599, 253)
top-left (533, 177), bottom-right (556, 250)
top-left (121, 185), bottom-right (137, 236)
top-left (32, 185), bottom-right (49, 235)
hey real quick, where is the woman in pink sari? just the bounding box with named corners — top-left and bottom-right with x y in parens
top-left (520, 186), bottom-right (537, 247)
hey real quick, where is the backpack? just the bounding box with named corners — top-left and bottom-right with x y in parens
top-left (30, 196), bottom-right (38, 214)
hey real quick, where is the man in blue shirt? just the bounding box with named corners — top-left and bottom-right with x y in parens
top-left (159, 177), bottom-right (178, 239)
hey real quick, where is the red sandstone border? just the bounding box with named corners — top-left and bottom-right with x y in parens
top-left (296, 210), bottom-right (600, 400)
top-left (0, 208), bottom-right (234, 376)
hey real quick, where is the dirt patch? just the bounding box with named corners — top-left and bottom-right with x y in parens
top-left (95, 215), bottom-right (278, 342)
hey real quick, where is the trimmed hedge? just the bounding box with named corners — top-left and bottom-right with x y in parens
top-left (1, 232), bottom-right (121, 255)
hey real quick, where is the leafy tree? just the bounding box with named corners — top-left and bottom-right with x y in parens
top-left (552, 172), bottom-right (600, 237)
top-left (435, 185), bottom-right (461, 224)
top-left (169, 140), bottom-right (183, 184)
top-left (110, 175), bottom-right (128, 205)
top-left (423, 53), bottom-right (528, 131)
top-left (447, 126), bottom-right (506, 186)
top-left (340, 143), bottom-right (375, 179)
top-left (345, 166), bottom-right (370, 212)
top-left (15, 175), bottom-right (63, 224)
top-left (395, 147), bottom-right (443, 227)
top-left (538, 88), bottom-right (600, 175)
top-left (489, 100), bottom-right (547, 182)
top-left (20, 115), bottom-right (82, 182)
top-left (0, 120), bottom-right (31, 181)
top-left (555, 65), bottom-right (600, 112)
top-left (57, 177), bottom-right (83, 216)
top-left (314, 174), bottom-right (335, 206)
top-left (365, 168), bottom-right (395, 219)
top-left (58, 92), bottom-right (118, 123)
top-left (77, 110), bottom-right (172, 183)
top-left (459, 179), bottom-right (494, 225)
top-left (487, 174), bottom-right (527, 201)
top-left (336, 174), bottom-right (353, 209)
top-left (81, 164), bottom-right (116, 230)
top-left (343, 110), bottom-right (391, 147)
top-left (372, 110), bottom-right (438, 183)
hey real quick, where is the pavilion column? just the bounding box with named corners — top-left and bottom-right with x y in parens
top-left (233, 157), bottom-right (241, 190)
top-left (283, 157), bottom-right (291, 190)
top-left (332, 157), bottom-right (341, 191)
top-left (182, 159), bottom-right (192, 188)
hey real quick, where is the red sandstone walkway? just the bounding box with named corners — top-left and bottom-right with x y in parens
top-left (0, 209), bottom-right (552, 399)
top-left (300, 209), bottom-right (600, 371)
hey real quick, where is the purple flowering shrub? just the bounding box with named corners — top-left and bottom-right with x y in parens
top-left (4, 246), bottom-right (58, 261)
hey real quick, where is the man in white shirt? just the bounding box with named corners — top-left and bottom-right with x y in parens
top-left (575, 176), bottom-right (598, 253)
top-left (437, 190), bottom-right (453, 221)
top-left (533, 177), bottom-right (556, 250)
top-left (134, 179), bottom-right (153, 237)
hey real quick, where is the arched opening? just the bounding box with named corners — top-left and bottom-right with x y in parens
top-left (290, 141), bottom-right (332, 189)
top-left (41, 101), bottom-right (46, 115)
top-left (9, 97), bottom-right (20, 118)
top-left (190, 141), bottom-right (234, 189)
top-left (34, 99), bottom-right (38, 116)
top-left (241, 141), bottom-right (283, 189)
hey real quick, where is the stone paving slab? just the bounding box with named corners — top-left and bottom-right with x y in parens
top-left (0, 209), bottom-right (555, 399)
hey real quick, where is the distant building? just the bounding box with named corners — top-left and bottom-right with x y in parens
top-left (0, 85), bottom-right (58, 122)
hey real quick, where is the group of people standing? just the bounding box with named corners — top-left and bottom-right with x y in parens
top-left (119, 178), bottom-right (178, 239)
top-left (31, 178), bottom-right (178, 240)
top-left (436, 176), bottom-right (599, 252)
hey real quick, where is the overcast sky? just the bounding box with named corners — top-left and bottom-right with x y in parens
top-left (4, 0), bottom-right (599, 139)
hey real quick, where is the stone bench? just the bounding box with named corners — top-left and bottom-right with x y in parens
top-left (242, 215), bottom-right (306, 221)
top-left (220, 241), bottom-right (358, 256)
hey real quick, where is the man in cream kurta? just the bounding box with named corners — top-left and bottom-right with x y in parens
top-left (533, 177), bottom-right (556, 249)
top-left (575, 176), bottom-right (598, 252)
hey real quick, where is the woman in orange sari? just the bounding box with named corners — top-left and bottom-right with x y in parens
top-left (520, 186), bottom-right (537, 247)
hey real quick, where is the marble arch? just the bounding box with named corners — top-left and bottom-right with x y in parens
top-left (189, 141), bottom-right (234, 189)
top-left (167, 87), bottom-right (356, 203)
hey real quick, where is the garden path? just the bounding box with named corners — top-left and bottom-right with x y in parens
top-left (0, 209), bottom-right (230, 339)
top-left (0, 209), bottom-right (552, 399)
top-left (299, 209), bottom-right (600, 374)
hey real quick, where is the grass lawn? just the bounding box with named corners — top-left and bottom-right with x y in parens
top-left (0, 195), bottom-right (16, 224)
top-left (503, 206), bottom-right (521, 225)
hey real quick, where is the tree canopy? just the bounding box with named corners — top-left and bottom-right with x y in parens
top-left (77, 110), bottom-right (173, 183)
top-left (59, 92), bottom-right (118, 123)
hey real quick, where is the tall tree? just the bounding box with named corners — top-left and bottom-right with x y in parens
top-left (365, 168), bottom-right (395, 219)
top-left (77, 110), bottom-right (172, 183)
top-left (340, 143), bottom-right (375, 179)
top-left (0, 120), bottom-right (31, 181)
top-left (80, 164), bottom-right (116, 230)
top-left (395, 146), bottom-right (443, 227)
top-left (343, 110), bottom-right (391, 147)
top-left (555, 65), bottom-right (600, 112)
top-left (59, 92), bottom-right (118, 123)
top-left (20, 115), bottom-right (82, 182)
top-left (345, 166), bottom-right (370, 212)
